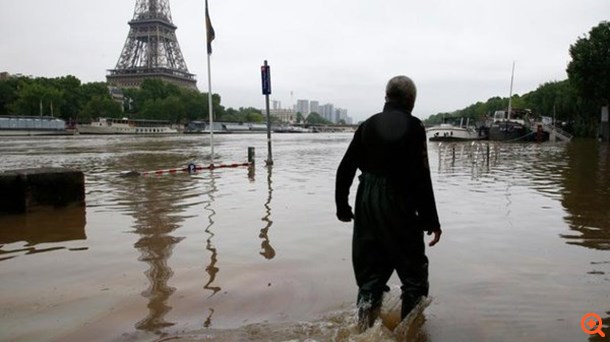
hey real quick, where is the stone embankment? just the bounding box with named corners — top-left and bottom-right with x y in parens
top-left (0, 168), bottom-right (85, 214)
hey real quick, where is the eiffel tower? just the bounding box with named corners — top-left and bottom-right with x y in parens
top-left (107, 0), bottom-right (197, 89)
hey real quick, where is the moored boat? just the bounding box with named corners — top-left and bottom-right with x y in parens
top-left (273, 125), bottom-right (313, 133)
top-left (223, 122), bottom-right (268, 133)
top-left (427, 118), bottom-right (485, 141)
top-left (77, 118), bottom-right (179, 134)
top-left (0, 115), bottom-right (72, 136)
top-left (488, 109), bottom-right (533, 141)
top-left (184, 121), bottom-right (270, 134)
top-left (183, 121), bottom-right (229, 134)
top-left (487, 62), bottom-right (545, 142)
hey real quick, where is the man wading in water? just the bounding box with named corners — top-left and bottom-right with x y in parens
top-left (335, 75), bottom-right (442, 331)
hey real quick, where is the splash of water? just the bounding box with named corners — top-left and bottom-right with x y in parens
top-left (155, 286), bottom-right (432, 342)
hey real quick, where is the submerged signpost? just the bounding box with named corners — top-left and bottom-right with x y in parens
top-left (261, 60), bottom-right (273, 166)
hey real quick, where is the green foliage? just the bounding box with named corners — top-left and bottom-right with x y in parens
top-left (218, 107), bottom-right (265, 123)
top-left (519, 80), bottom-right (596, 123)
top-left (564, 21), bottom-right (610, 136)
top-left (422, 22), bottom-right (609, 137)
top-left (0, 76), bottom-right (115, 120)
top-left (0, 78), bottom-right (20, 116)
top-left (246, 111), bottom-right (265, 123)
top-left (137, 96), bottom-right (185, 122)
top-left (9, 81), bottom-right (64, 116)
top-left (139, 79), bottom-right (181, 100)
top-left (567, 21), bottom-right (610, 105)
top-left (425, 96), bottom-right (511, 126)
top-left (81, 95), bottom-right (122, 120)
top-left (424, 79), bottom-right (601, 137)
top-left (305, 112), bottom-right (332, 125)
top-left (119, 81), bottom-right (225, 123)
top-left (57, 76), bottom-right (82, 119)
top-left (0, 73), bottom-right (241, 124)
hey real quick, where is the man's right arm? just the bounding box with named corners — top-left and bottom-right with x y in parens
top-left (335, 127), bottom-right (362, 222)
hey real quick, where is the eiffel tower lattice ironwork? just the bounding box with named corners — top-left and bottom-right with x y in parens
top-left (107, 0), bottom-right (197, 89)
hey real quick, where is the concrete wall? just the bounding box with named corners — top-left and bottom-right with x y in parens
top-left (0, 168), bottom-right (85, 214)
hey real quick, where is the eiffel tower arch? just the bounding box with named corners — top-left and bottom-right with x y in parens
top-left (107, 0), bottom-right (197, 90)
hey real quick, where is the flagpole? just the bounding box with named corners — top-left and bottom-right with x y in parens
top-left (507, 61), bottom-right (515, 121)
top-left (205, 0), bottom-right (215, 166)
top-left (207, 51), bottom-right (214, 165)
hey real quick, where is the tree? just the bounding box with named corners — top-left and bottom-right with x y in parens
top-left (305, 112), bottom-right (332, 125)
top-left (566, 21), bottom-right (610, 137)
top-left (56, 75), bottom-right (82, 120)
top-left (246, 111), bottom-right (265, 123)
top-left (161, 96), bottom-right (185, 123)
top-left (10, 81), bottom-right (64, 116)
top-left (423, 96), bottom-right (513, 126)
top-left (519, 80), bottom-right (591, 122)
top-left (567, 21), bottom-right (610, 105)
top-left (139, 79), bottom-right (181, 100)
top-left (0, 78), bottom-right (20, 115)
top-left (81, 95), bottom-right (122, 121)
top-left (181, 91), bottom-right (205, 122)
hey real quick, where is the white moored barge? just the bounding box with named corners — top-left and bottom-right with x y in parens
top-left (78, 118), bottom-right (179, 134)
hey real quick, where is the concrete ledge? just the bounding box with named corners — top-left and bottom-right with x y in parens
top-left (0, 168), bottom-right (85, 214)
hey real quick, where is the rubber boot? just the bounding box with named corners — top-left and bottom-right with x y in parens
top-left (400, 292), bottom-right (424, 320)
top-left (356, 291), bottom-right (383, 332)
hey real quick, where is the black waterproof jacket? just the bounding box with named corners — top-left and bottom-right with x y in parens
top-left (335, 102), bottom-right (440, 232)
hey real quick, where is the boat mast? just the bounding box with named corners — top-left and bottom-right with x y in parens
top-left (507, 61), bottom-right (515, 120)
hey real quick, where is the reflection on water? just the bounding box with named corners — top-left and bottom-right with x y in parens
top-left (560, 141), bottom-right (610, 250)
top-left (113, 171), bottom-right (193, 333)
top-left (435, 141), bottom-right (494, 177)
top-left (431, 139), bottom-right (610, 341)
top-left (3, 134), bottom-right (610, 341)
top-left (201, 171), bottom-right (220, 329)
top-left (203, 171), bottom-right (221, 296)
top-left (203, 308), bottom-right (215, 329)
top-left (259, 165), bottom-right (276, 260)
top-left (434, 140), bottom-right (610, 250)
top-left (0, 205), bottom-right (86, 260)
top-left (129, 176), bottom-right (186, 333)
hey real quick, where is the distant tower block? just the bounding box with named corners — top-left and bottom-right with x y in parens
top-left (107, 0), bottom-right (197, 89)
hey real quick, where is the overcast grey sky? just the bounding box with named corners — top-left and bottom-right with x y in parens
top-left (0, 0), bottom-right (607, 121)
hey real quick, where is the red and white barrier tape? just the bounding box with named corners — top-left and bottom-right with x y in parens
top-left (121, 162), bottom-right (252, 177)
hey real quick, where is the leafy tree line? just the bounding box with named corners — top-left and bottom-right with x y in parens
top-left (0, 76), bottom-right (265, 124)
top-left (424, 81), bottom-right (598, 137)
top-left (296, 112), bottom-right (333, 125)
top-left (424, 21), bottom-right (609, 138)
top-left (0, 75), bottom-right (119, 120)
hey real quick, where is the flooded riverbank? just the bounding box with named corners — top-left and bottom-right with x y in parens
top-left (1, 134), bottom-right (608, 341)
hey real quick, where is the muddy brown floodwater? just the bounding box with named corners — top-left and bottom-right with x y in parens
top-left (1, 134), bottom-right (609, 341)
